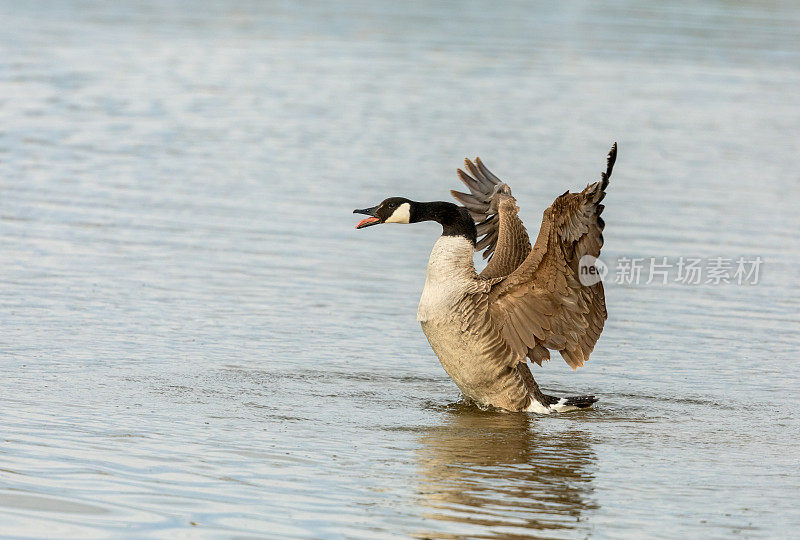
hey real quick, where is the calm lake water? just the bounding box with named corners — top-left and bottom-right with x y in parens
top-left (1, 1), bottom-right (799, 538)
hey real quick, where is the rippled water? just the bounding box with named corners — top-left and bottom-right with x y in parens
top-left (2, 1), bottom-right (799, 538)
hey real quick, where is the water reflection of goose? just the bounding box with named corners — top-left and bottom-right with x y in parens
top-left (415, 407), bottom-right (597, 538)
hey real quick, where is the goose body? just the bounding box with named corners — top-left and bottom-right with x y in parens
top-left (417, 236), bottom-right (528, 410)
top-left (355, 144), bottom-right (617, 413)
top-left (416, 236), bottom-right (564, 413)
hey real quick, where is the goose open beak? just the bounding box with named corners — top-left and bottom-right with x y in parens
top-left (354, 206), bottom-right (381, 229)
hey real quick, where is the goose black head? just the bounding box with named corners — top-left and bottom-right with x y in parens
top-left (354, 198), bottom-right (477, 242)
top-left (353, 197), bottom-right (413, 229)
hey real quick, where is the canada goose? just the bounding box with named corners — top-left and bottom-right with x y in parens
top-left (354, 143), bottom-right (616, 413)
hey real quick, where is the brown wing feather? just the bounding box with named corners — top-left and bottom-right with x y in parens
top-left (451, 158), bottom-right (531, 278)
top-left (488, 143), bottom-right (617, 369)
top-left (479, 195), bottom-right (532, 280)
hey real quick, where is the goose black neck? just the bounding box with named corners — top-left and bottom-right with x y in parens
top-left (411, 201), bottom-right (477, 244)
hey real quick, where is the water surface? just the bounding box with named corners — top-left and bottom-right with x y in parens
top-left (1, 1), bottom-right (799, 538)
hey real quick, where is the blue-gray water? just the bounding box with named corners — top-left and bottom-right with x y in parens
top-left (1, 1), bottom-right (799, 538)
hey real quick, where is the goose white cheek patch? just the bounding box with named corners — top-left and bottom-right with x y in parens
top-left (384, 202), bottom-right (411, 224)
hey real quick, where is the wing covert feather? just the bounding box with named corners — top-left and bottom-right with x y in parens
top-left (488, 143), bottom-right (617, 369)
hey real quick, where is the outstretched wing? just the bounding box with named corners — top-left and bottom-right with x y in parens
top-left (488, 143), bottom-right (617, 369)
top-left (450, 158), bottom-right (532, 279)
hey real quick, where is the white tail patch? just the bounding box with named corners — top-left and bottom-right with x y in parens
top-left (526, 399), bottom-right (553, 414)
top-left (526, 397), bottom-right (582, 414)
top-left (550, 398), bottom-right (580, 413)
top-left (384, 202), bottom-right (411, 223)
